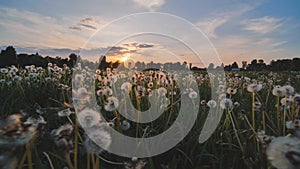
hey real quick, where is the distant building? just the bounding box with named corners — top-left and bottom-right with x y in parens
top-left (231, 68), bottom-right (241, 71)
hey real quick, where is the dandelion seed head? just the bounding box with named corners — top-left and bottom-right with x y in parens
top-left (227, 87), bottom-right (237, 95)
top-left (23, 116), bottom-right (47, 127)
top-left (121, 120), bottom-right (131, 131)
top-left (220, 98), bottom-right (233, 110)
top-left (0, 68), bottom-right (8, 74)
top-left (55, 124), bottom-right (73, 137)
top-left (218, 93), bottom-right (226, 101)
top-left (104, 97), bottom-right (119, 111)
top-left (253, 101), bottom-right (262, 111)
top-left (272, 86), bottom-right (287, 97)
top-left (247, 83), bottom-right (262, 93)
top-left (294, 94), bottom-right (300, 105)
top-left (157, 87), bottom-right (167, 96)
top-left (189, 91), bottom-right (198, 99)
top-left (282, 85), bottom-right (295, 96)
top-left (121, 82), bottom-right (132, 92)
top-left (78, 108), bottom-right (101, 128)
top-left (267, 137), bottom-right (300, 169)
top-left (85, 126), bottom-right (112, 154)
top-left (207, 100), bottom-right (217, 108)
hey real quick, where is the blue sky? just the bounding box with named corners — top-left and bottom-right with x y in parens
top-left (0, 0), bottom-right (299, 67)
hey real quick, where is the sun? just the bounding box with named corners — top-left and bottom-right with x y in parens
top-left (121, 54), bottom-right (130, 62)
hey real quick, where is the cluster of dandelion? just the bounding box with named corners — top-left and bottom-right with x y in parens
top-left (0, 61), bottom-right (300, 168)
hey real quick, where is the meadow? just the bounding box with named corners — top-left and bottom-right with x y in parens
top-left (0, 62), bottom-right (300, 169)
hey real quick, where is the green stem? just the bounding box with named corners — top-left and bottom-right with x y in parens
top-left (276, 96), bottom-right (280, 135)
top-left (252, 92), bottom-right (255, 131)
top-left (228, 109), bottom-right (244, 154)
top-left (74, 116), bottom-right (79, 169)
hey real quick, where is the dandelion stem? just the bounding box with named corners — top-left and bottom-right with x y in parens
top-left (291, 102), bottom-right (295, 121)
top-left (18, 147), bottom-right (29, 169)
top-left (114, 110), bottom-right (122, 133)
top-left (228, 109), bottom-right (244, 154)
top-left (243, 114), bottom-right (259, 139)
top-left (74, 117), bottom-right (79, 169)
top-left (87, 153), bottom-right (90, 169)
top-left (296, 106), bottom-right (300, 118)
top-left (27, 142), bottom-right (33, 169)
top-left (94, 156), bottom-right (100, 169)
top-left (262, 110), bottom-right (266, 132)
top-left (276, 96), bottom-right (280, 135)
top-left (91, 154), bottom-right (96, 169)
top-left (43, 152), bottom-right (54, 169)
top-left (18, 133), bottom-right (37, 169)
top-left (252, 92), bottom-right (255, 131)
top-left (283, 98), bottom-right (287, 136)
top-left (64, 151), bottom-right (74, 169)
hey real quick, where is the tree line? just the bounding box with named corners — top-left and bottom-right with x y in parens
top-left (0, 46), bottom-right (299, 71)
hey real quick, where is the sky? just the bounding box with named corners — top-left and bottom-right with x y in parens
top-left (0, 0), bottom-right (299, 67)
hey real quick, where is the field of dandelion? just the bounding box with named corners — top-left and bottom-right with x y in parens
top-left (0, 63), bottom-right (300, 169)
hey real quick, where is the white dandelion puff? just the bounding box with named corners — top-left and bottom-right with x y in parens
top-left (104, 97), bottom-right (119, 111)
top-left (272, 86), bottom-right (286, 97)
top-left (189, 91), bottom-right (198, 99)
top-left (282, 85), bottom-right (295, 96)
top-left (226, 87), bottom-right (237, 95)
top-left (207, 100), bottom-right (217, 108)
top-left (78, 108), bottom-right (102, 128)
top-left (247, 83), bottom-right (262, 93)
top-left (220, 98), bottom-right (233, 110)
top-left (266, 137), bottom-right (300, 169)
top-left (121, 120), bottom-right (131, 131)
top-left (121, 82), bottom-right (132, 92)
top-left (58, 108), bottom-right (74, 117)
top-left (85, 126), bottom-right (112, 154)
top-left (157, 87), bottom-right (167, 96)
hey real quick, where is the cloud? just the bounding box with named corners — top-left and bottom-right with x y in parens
top-left (132, 0), bottom-right (165, 10)
top-left (122, 42), bottom-right (155, 49)
top-left (106, 43), bottom-right (156, 56)
top-left (69, 17), bottom-right (106, 31)
top-left (271, 41), bottom-right (287, 47)
top-left (107, 46), bottom-right (131, 56)
top-left (81, 18), bottom-right (95, 23)
top-left (138, 44), bottom-right (154, 48)
top-left (196, 18), bottom-right (229, 39)
top-left (69, 26), bottom-right (82, 30)
top-left (78, 23), bottom-right (97, 30)
top-left (195, 5), bottom-right (254, 38)
top-left (0, 7), bottom-right (90, 49)
top-left (241, 16), bottom-right (283, 34)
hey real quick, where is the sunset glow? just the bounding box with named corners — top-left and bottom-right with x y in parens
top-left (121, 54), bottom-right (130, 62)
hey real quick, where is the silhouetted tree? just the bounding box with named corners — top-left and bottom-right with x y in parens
top-left (231, 62), bottom-right (239, 68)
top-left (0, 46), bottom-right (17, 67)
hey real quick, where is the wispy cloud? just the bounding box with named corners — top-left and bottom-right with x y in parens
top-left (122, 42), bottom-right (155, 49)
top-left (196, 17), bottom-right (229, 39)
top-left (69, 26), bottom-right (82, 30)
top-left (78, 23), bottom-right (97, 30)
top-left (132, 0), bottom-right (165, 11)
top-left (195, 5), bottom-right (254, 38)
top-left (271, 41), bottom-right (287, 47)
top-left (241, 16), bottom-right (283, 34)
top-left (69, 17), bottom-right (107, 31)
